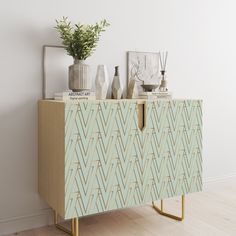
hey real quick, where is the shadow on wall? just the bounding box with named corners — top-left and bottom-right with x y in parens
top-left (0, 22), bottom-right (66, 232)
top-left (0, 99), bottom-right (50, 218)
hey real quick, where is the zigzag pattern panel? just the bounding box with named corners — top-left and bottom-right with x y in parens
top-left (64, 100), bottom-right (202, 219)
top-left (143, 100), bottom-right (202, 203)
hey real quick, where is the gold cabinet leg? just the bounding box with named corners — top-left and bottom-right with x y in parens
top-left (54, 211), bottom-right (79, 235)
top-left (72, 218), bottom-right (75, 236)
top-left (152, 195), bottom-right (185, 221)
top-left (75, 218), bottom-right (79, 236)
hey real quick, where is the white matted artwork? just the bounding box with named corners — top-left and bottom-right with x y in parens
top-left (43, 46), bottom-right (73, 98)
top-left (127, 51), bottom-right (160, 93)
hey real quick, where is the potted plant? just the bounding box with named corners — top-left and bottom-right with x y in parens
top-left (55, 17), bottom-right (110, 91)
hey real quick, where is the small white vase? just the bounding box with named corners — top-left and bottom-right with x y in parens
top-left (69, 59), bottom-right (91, 91)
top-left (127, 79), bottom-right (138, 99)
top-left (95, 65), bottom-right (109, 99)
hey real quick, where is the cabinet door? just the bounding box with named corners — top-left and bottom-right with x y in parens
top-left (143, 100), bottom-right (202, 203)
top-left (64, 100), bottom-right (202, 219)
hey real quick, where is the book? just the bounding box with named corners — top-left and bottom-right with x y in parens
top-left (139, 92), bottom-right (172, 100)
top-left (54, 90), bottom-right (95, 101)
top-left (139, 96), bottom-right (172, 100)
top-left (139, 91), bottom-right (171, 96)
top-left (54, 95), bottom-right (96, 101)
top-left (54, 90), bottom-right (95, 97)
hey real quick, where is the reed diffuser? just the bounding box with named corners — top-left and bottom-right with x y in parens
top-left (159, 51), bottom-right (168, 92)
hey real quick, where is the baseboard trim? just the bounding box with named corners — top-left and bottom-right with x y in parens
top-left (0, 208), bottom-right (53, 236)
top-left (203, 172), bottom-right (236, 185)
top-left (1, 173), bottom-right (236, 235)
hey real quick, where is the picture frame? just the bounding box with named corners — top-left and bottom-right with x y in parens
top-left (127, 51), bottom-right (160, 94)
top-left (42, 45), bottom-right (73, 99)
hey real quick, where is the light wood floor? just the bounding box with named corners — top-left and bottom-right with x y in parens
top-left (6, 181), bottom-right (236, 236)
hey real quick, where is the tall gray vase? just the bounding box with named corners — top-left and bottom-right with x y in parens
top-left (112, 66), bottom-right (123, 99)
top-left (69, 59), bottom-right (91, 92)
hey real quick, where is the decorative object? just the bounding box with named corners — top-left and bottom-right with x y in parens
top-left (112, 66), bottom-right (123, 99)
top-left (39, 99), bottom-right (203, 235)
top-left (68, 60), bottom-right (90, 91)
top-left (139, 91), bottom-right (172, 100)
top-left (55, 17), bottom-right (110, 91)
top-left (42, 45), bottom-right (72, 99)
top-left (127, 79), bottom-right (138, 99)
top-left (95, 65), bottom-right (109, 99)
top-left (127, 51), bottom-right (159, 94)
top-left (54, 90), bottom-right (95, 101)
top-left (141, 84), bottom-right (159, 92)
top-left (159, 79), bottom-right (168, 92)
top-left (159, 51), bottom-right (168, 92)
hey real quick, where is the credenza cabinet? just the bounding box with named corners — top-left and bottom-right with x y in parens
top-left (38, 99), bottom-right (202, 234)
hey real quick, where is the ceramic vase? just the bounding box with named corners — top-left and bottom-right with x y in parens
top-left (127, 79), bottom-right (138, 99)
top-left (95, 65), bottom-right (109, 99)
top-left (69, 59), bottom-right (91, 91)
top-left (112, 66), bottom-right (123, 99)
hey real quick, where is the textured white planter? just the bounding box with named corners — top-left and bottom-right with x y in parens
top-left (95, 65), bottom-right (109, 99)
top-left (69, 60), bottom-right (91, 91)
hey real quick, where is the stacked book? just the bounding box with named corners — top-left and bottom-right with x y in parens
top-left (139, 91), bottom-right (172, 100)
top-left (54, 90), bottom-right (95, 101)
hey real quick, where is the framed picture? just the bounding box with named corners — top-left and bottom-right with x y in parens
top-left (42, 45), bottom-right (73, 99)
top-left (127, 51), bottom-right (160, 93)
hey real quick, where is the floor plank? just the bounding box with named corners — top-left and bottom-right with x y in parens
top-left (5, 181), bottom-right (236, 236)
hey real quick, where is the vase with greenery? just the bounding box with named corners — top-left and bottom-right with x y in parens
top-left (55, 17), bottom-right (110, 91)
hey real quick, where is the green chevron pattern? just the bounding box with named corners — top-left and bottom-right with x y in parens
top-left (64, 100), bottom-right (202, 219)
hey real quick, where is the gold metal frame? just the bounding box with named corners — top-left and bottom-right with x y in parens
top-left (152, 195), bottom-right (185, 221)
top-left (53, 196), bottom-right (184, 236)
top-left (54, 211), bottom-right (79, 236)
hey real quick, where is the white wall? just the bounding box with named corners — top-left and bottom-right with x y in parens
top-left (1, 0), bottom-right (236, 234)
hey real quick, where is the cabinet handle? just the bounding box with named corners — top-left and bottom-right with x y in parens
top-left (138, 102), bottom-right (147, 131)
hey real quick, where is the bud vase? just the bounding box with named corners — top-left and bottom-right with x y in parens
top-left (112, 66), bottom-right (123, 99)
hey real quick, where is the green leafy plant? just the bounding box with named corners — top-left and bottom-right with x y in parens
top-left (55, 17), bottom-right (110, 60)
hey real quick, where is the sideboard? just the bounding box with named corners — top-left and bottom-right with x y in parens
top-left (38, 99), bottom-right (202, 236)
